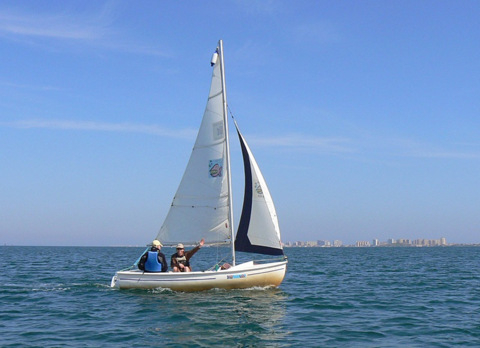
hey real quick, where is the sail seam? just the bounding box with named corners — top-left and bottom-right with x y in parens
top-left (208, 91), bottom-right (223, 100)
top-left (171, 205), bottom-right (228, 208)
top-left (194, 140), bottom-right (225, 149)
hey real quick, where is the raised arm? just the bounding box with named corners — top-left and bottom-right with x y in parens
top-left (185, 238), bottom-right (205, 261)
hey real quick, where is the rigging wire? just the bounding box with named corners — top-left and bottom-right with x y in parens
top-left (227, 105), bottom-right (236, 121)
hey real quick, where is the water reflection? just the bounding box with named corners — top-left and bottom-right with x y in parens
top-left (129, 288), bottom-right (289, 347)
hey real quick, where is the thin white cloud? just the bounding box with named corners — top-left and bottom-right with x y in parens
top-left (1, 119), bottom-right (196, 139)
top-left (0, 10), bottom-right (108, 41)
top-left (249, 133), bottom-right (355, 154)
top-left (0, 80), bottom-right (63, 92)
top-left (410, 150), bottom-right (480, 160)
top-left (2, 118), bottom-right (355, 154)
top-left (254, 129), bottom-right (480, 160)
top-left (363, 136), bottom-right (480, 161)
top-left (0, 4), bottom-right (170, 57)
top-left (4, 119), bottom-right (478, 160)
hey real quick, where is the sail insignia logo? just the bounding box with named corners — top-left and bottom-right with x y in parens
top-left (255, 182), bottom-right (263, 195)
top-left (209, 159), bottom-right (223, 177)
top-left (212, 121), bottom-right (224, 141)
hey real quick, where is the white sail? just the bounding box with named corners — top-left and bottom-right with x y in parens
top-left (156, 52), bottom-right (231, 246)
top-left (235, 124), bottom-right (284, 255)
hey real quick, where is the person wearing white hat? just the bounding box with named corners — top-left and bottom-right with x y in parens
top-left (171, 238), bottom-right (205, 272)
top-left (138, 240), bottom-right (168, 272)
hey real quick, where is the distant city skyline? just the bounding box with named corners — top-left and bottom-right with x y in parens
top-left (283, 237), bottom-right (475, 247)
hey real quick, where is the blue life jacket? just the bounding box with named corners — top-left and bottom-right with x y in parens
top-left (144, 251), bottom-right (163, 272)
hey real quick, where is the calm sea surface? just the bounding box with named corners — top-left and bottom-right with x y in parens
top-left (1, 246), bottom-right (479, 347)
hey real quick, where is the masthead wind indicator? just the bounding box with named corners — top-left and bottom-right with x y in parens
top-left (210, 48), bottom-right (219, 66)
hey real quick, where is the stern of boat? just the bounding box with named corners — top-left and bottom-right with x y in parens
top-left (110, 274), bottom-right (118, 288)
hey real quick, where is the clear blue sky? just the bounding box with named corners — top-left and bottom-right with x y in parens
top-left (1, 1), bottom-right (479, 246)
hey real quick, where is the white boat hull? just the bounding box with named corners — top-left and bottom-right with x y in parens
top-left (111, 260), bottom-right (287, 292)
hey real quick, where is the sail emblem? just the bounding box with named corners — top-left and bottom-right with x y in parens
top-left (209, 159), bottom-right (223, 177)
top-left (213, 121), bottom-right (224, 140)
top-left (255, 182), bottom-right (263, 195)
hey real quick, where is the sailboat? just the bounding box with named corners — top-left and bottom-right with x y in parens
top-left (111, 40), bottom-right (287, 291)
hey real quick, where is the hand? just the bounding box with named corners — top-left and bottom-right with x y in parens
top-left (199, 238), bottom-right (205, 247)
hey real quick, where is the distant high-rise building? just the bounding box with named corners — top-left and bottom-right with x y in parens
top-left (397, 239), bottom-right (411, 245)
top-left (413, 239), bottom-right (426, 246)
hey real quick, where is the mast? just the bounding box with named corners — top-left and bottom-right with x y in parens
top-left (218, 40), bottom-right (236, 266)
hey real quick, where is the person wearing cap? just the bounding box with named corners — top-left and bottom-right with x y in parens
top-left (138, 240), bottom-right (168, 272)
top-left (171, 238), bottom-right (205, 272)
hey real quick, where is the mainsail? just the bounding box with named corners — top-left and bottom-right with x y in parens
top-left (156, 50), bottom-right (231, 246)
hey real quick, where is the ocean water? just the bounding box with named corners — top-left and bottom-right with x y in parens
top-left (1, 246), bottom-right (479, 347)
